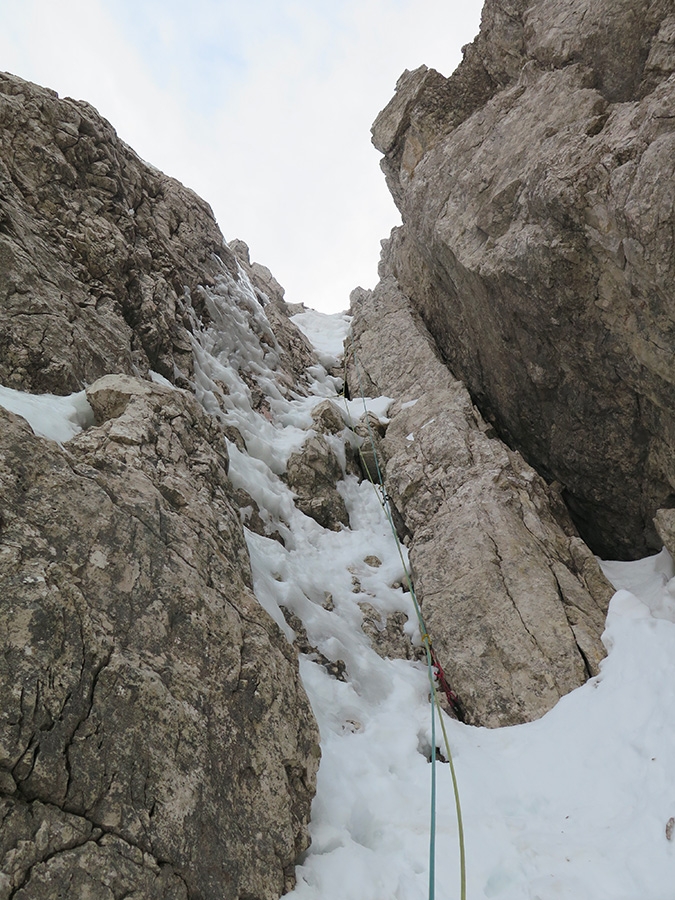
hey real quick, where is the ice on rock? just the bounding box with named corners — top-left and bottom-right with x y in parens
top-left (340, 394), bottom-right (394, 426)
top-left (291, 309), bottom-right (352, 368)
top-left (188, 269), bottom-right (675, 900)
top-left (0, 384), bottom-right (94, 442)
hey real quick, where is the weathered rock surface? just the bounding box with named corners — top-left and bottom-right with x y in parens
top-left (359, 603), bottom-right (418, 663)
top-left (0, 376), bottom-right (319, 899)
top-left (285, 433), bottom-right (350, 530)
top-left (0, 797), bottom-right (188, 899)
top-left (0, 71), bottom-right (228, 392)
top-left (372, 0), bottom-right (675, 559)
top-left (0, 71), bottom-right (323, 900)
top-left (347, 246), bottom-right (614, 727)
top-left (0, 71), bottom-right (314, 407)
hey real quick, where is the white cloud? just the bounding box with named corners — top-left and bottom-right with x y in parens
top-left (0, 0), bottom-right (484, 310)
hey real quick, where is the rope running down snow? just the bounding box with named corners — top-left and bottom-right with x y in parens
top-left (342, 334), bottom-right (467, 900)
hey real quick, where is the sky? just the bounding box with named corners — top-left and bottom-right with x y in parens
top-left (0, 0), bottom-right (484, 311)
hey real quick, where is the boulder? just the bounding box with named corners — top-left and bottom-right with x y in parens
top-left (285, 433), bottom-right (350, 530)
top-left (310, 400), bottom-right (346, 436)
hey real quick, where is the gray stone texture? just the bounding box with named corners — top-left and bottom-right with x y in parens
top-left (372, 0), bottom-right (675, 559)
top-left (347, 249), bottom-right (613, 727)
top-left (0, 70), bottom-right (321, 900)
top-left (0, 72), bottom-right (247, 393)
top-left (285, 433), bottom-right (350, 530)
top-left (0, 378), bottom-right (319, 900)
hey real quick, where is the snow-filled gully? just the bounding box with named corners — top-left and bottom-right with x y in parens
top-left (3, 273), bottom-right (675, 900)
top-left (189, 277), bottom-right (675, 900)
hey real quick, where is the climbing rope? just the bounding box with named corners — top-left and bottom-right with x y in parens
top-left (342, 334), bottom-right (467, 900)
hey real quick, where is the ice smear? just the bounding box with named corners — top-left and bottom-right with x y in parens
top-left (189, 282), bottom-right (675, 899)
top-left (149, 369), bottom-right (176, 388)
top-left (291, 309), bottom-right (352, 367)
top-left (600, 548), bottom-right (675, 620)
top-left (341, 394), bottom-right (394, 425)
top-left (0, 385), bottom-right (94, 442)
top-left (187, 264), bottom-right (310, 472)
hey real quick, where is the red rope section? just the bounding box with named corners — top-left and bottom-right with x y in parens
top-left (430, 646), bottom-right (463, 720)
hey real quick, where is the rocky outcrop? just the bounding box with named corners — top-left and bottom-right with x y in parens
top-left (0, 71), bottom-right (232, 393)
top-left (0, 71), bottom-right (312, 405)
top-left (0, 377), bottom-right (319, 899)
top-left (285, 434), bottom-right (350, 530)
top-left (0, 71), bottom-right (321, 900)
top-left (347, 242), bottom-right (614, 726)
top-left (372, 0), bottom-right (675, 559)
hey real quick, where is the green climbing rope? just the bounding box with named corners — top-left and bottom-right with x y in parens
top-left (342, 334), bottom-right (467, 900)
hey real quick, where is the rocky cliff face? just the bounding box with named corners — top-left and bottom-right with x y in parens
top-left (347, 237), bottom-right (613, 727)
top-left (0, 72), bottom-right (319, 900)
top-left (0, 379), bottom-right (318, 900)
top-left (4, 1), bottom-right (675, 889)
top-left (0, 72), bottom-right (230, 393)
top-left (370, 0), bottom-right (675, 560)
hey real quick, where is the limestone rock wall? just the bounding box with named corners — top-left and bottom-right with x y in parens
top-left (0, 72), bottom-right (320, 900)
top-left (0, 71), bottom-right (262, 394)
top-left (347, 241), bottom-right (613, 726)
top-left (372, 0), bottom-right (675, 559)
top-left (0, 378), bottom-right (319, 899)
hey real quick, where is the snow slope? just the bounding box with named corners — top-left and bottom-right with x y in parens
top-left (193, 284), bottom-right (675, 900)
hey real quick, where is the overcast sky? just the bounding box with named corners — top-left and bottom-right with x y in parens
top-left (0, 0), bottom-right (483, 311)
